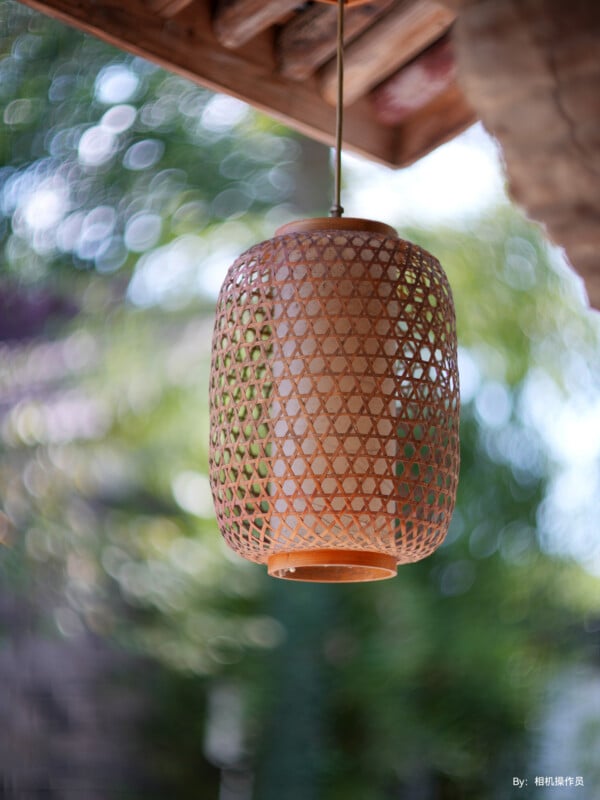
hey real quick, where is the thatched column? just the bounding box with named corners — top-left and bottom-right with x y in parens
top-left (444, 0), bottom-right (600, 307)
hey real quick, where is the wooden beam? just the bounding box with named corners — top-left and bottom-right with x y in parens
top-left (18, 0), bottom-right (397, 165)
top-left (394, 81), bottom-right (476, 166)
top-left (277, 0), bottom-right (396, 81)
top-left (370, 34), bottom-right (456, 125)
top-left (144, 0), bottom-right (194, 18)
top-left (320, 0), bottom-right (455, 106)
top-left (213, 0), bottom-right (299, 50)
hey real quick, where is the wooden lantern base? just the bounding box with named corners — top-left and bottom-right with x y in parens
top-left (267, 549), bottom-right (398, 582)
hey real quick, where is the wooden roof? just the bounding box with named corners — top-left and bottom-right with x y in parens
top-left (18, 0), bottom-right (476, 168)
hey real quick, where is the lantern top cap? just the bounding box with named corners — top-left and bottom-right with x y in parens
top-left (275, 217), bottom-right (398, 239)
top-left (317, 0), bottom-right (372, 6)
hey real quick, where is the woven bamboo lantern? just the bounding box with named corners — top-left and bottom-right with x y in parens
top-left (209, 217), bottom-right (459, 581)
top-left (208, 0), bottom-right (459, 581)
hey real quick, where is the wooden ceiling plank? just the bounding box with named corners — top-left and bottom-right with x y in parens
top-left (394, 81), bottom-right (476, 166)
top-left (18, 0), bottom-right (398, 165)
top-left (213, 0), bottom-right (300, 50)
top-left (277, 0), bottom-right (396, 82)
top-left (144, 0), bottom-right (195, 19)
top-left (370, 34), bottom-right (456, 125)
top-left (320, 0), bottom-right (455, 107)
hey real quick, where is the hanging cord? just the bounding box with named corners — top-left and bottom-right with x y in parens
top-left (330, 0), bottom-right (345, 217)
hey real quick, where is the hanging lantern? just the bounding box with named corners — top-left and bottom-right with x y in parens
top-left (208, 0), bottom-right (459, 582)
top-left (209, 217), bottom-right (459, 581)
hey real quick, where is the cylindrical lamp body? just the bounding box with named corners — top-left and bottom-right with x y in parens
top-left (209, 218), bottom-right (459, 581)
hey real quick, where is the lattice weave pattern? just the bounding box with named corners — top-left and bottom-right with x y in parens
top-left (209, 221), bottom-right (459, 565)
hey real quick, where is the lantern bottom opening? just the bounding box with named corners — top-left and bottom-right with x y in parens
top-left (267, 549), bottom-right (397, 583)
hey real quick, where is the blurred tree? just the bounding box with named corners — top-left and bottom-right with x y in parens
top-left (1, 1), bottom-right (599, 799)
top-left (0, 0), bottom-right (320, 316)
